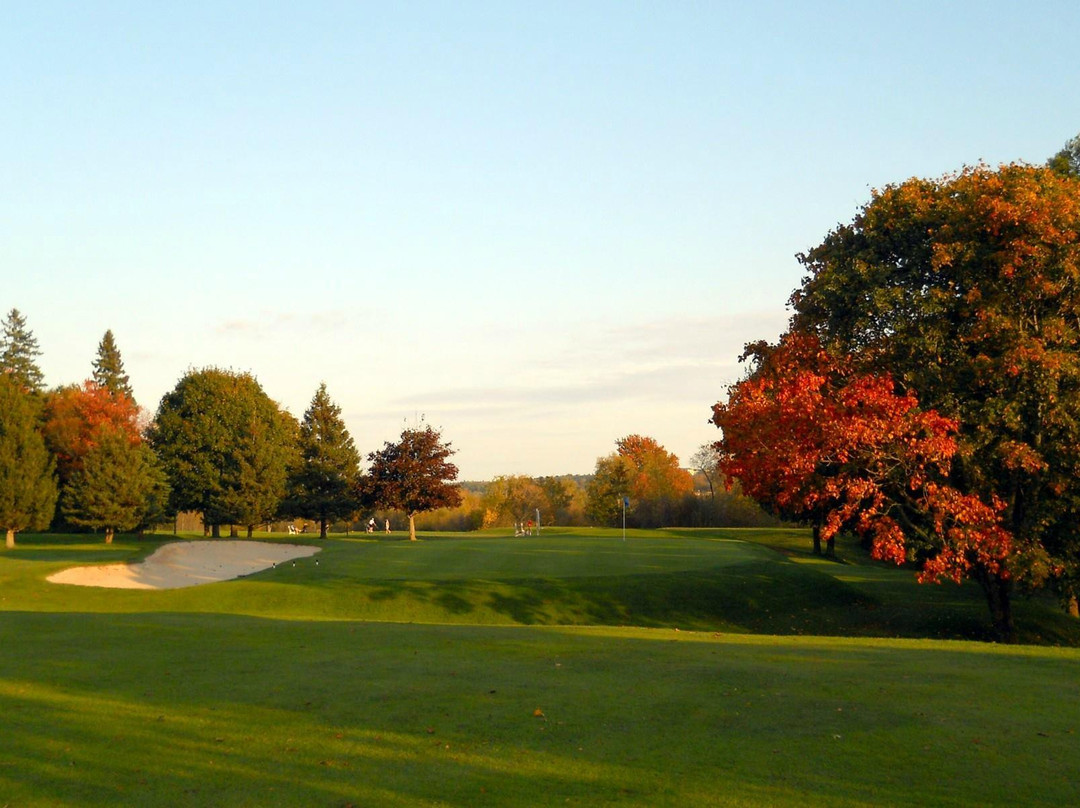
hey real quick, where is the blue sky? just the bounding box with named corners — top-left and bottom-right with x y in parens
top-left (3, 1), bottom-right (1078, 479)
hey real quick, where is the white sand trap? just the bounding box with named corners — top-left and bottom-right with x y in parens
top-left (47, 541), bottom-right (320, 590)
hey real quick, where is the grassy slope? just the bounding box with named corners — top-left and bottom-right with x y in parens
top-left (2, 528), bottom-right (1079, 806)
top-left (5, 527), bottom-right (1075, 644)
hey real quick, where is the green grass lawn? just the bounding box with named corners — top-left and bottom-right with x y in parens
top-left (2, 527), bottom-right (1079, 806)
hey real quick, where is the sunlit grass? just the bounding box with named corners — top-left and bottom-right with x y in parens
top-left (2, 528), bottom-right (1079, 805)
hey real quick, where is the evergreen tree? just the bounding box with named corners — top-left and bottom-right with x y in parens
top-left (1048, 132), bottom-right (1080, 178)
top-left (62, 424), bottom-right (170, 544)
top-left (0, 373), bottom-right (58, 548)
top-left (91, 329), bottom-right (134, 399)
top-left (1, 308), bottom-right (45, 393)
top-left (284, 383), bottom-right (361, 538)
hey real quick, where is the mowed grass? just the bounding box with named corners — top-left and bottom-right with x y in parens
top-left (2, 527), bottom-right (1079, 806)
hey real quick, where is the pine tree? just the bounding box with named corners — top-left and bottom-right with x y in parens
top-left (0, 373), bottom-right (58, 548)
top-left (284, 383), bottom-right (361, 538)
top-left (1, 308), bottom-right (45, 393)
top-left (62, 424), bottom-right (169, 544)
top-left (91, 329), bottom-right (134, 399)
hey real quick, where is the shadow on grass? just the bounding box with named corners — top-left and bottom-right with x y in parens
top-left (353, 556), bottom-right (998, 640)
top-left (2, 613), bottom-right (1079, 807)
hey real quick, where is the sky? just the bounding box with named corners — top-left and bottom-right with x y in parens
top-left (3, 1), bottom-right (1078, 480)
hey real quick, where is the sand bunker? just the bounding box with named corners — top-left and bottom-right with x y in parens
top-left (47, 541), bottom-right (320, 590)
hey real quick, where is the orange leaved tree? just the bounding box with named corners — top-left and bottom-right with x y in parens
top-left (713, 333), bottom-right (1017, 638)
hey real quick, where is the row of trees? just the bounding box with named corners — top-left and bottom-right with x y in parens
top-left (1, 319), bottom-right (166, 547)
top-left (0, 311), bottom-right (461, 545)
top-left (3, 306), bottom-right (773, 541)
top-left (468, 437), bottom-right (774, 531)
top-left (711, 136), bottom-right (1080, 640)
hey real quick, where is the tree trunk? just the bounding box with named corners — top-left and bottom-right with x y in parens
top-left (105, 528), bottom-right (114, 544)
top-left (320, 519), bottom-right (328, 539)
top-left (409, 513), bottom-right (417, 541)
top-left (977, 569), bottom-right (1014, 642)
top-left (246, 525), bottom-right (254, 538)
top-left (5, 529), bottom-right (14, 549)
top-left (211, 524), bottom-right (221, 538)
top-left (825, 535), bottom-right (835, 558)
top-left (1067, 595), bottom-right (1079, 619)
top-left (230, 525), bottom-right (238, 538)
top-left (812, 522), bottom-right (822, 556)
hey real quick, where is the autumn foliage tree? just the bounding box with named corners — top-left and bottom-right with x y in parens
top-left (481, 475), bottom-right (544, 528)
top-left (43, 382), bottom-right (142, 483)
top-left (718, 162), bottom-right (1080, 640)
top-left (586, 435), bottom-right (694, 527)
top-left (713, 334), bottom-right (1011, 577)
top-left (616, 435), bottom-right (695, 502)
top-left (363, 422), bottom-right (462, 541)
top-left (62, 424), bottom-right (170, 543)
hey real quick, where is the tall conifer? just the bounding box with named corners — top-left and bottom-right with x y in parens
top-left (285, 383), bottom-right (361, 538)
top-left (91, 329), bottom-right (134, 399)
top-left (0, 374), bottom-right (58, 547)
top-left (1, 308), bottom-right (45, 393)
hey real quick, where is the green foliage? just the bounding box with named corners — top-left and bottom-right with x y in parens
top-left (585, 453), bottom-right (634, 526)
top-left (284, 383), bottom-right (361, 537)
top-left (90, 329), bottom-right (134, 399)
top-left (482, 474), bottom-right (544, 526)
top-left (0, 308), bottom-right (45, 393)
top-left (148, 368), bottom-right (298, 532)
top-left (0, 374), bottom-right (57, 546)
top-left (61, 425), bottom-right (170, 542)
top-left (1048, 132), bottom-right (1080, 178)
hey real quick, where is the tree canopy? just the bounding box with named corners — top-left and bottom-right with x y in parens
top-left (481, 474), bottom-right (544, 528)
top-left (284, 383), bottom-right (361, 538)
top-left (62, 424), bottom-right (170, 543)
top-left (0, 373), bottom-right (58, 547)
top-left (719, 162), bottom-right (1080, 639)
top-left (1048, 132), bottom-right (1080, 178)
top-left (91, 330), bottom-right (134, 399)
top-left (616, 434), bottom-right (694, 503)
top-left (148, 368), bottom-right (298, 536)
top-left (364, 422), bottom-right (461, 541)
top-left (586, 435), bottom-right (694, 528)
top-left (1, 308), bottom-right (45, 393)
top-left (43, 382), bottom-right (142, 484)
top-left (585, 453), bottom-right (634, 527)
top-left (713, 333), bottom-right (1007, 567)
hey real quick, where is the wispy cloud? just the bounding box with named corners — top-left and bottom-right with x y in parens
top-left (215, 309), bottom-right (354, 338)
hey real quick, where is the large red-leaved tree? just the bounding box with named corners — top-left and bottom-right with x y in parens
top-left (712, 333), bottom-right (1017, 637)
top-left (363, 422), bottom-right (462, 541)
